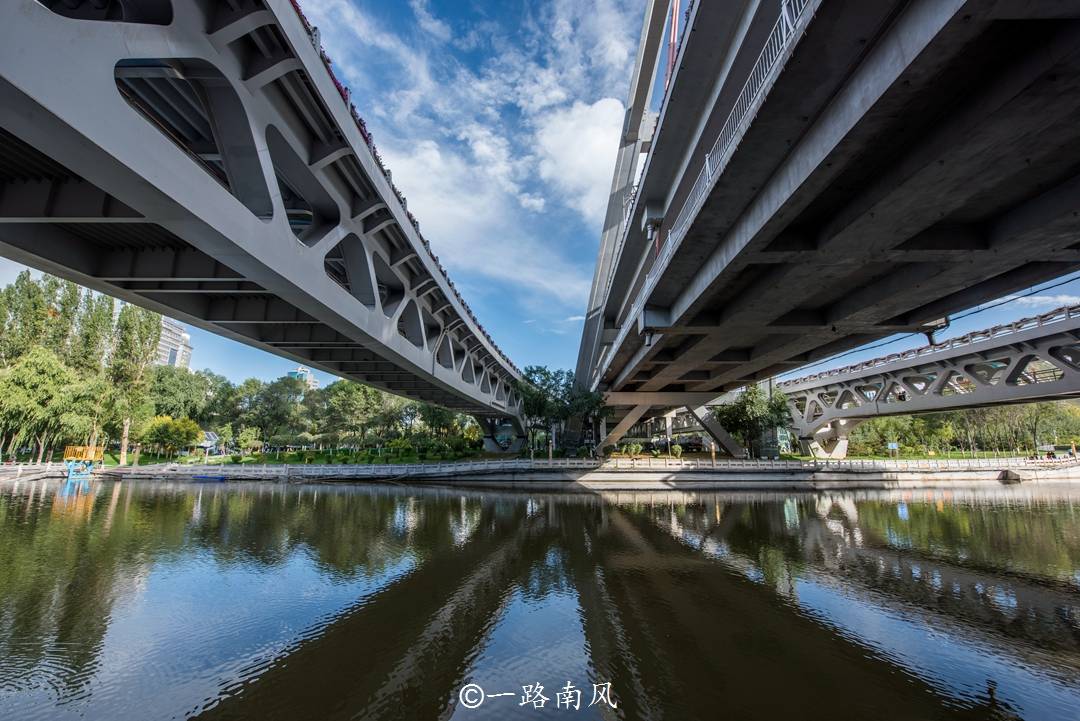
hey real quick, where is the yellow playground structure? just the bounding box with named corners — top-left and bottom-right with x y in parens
top-left (64, 446), bottom-right (105, 463)
top-left (63, 446), bottom-right (105, 486)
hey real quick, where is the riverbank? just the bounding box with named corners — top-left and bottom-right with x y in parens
top-left (96, 457), bottom-right (1080, 491)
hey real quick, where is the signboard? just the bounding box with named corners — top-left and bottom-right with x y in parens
top-left (887, 442), bottom-right (899, 450)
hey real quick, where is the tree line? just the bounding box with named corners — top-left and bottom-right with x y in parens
top-left (0, 271), bottom-right (488, 463)
top-left (846, 402), bottom-right (1080, 457)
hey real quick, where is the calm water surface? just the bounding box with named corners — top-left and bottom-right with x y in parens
top-left (1, 479), bottom-right (1079, 720)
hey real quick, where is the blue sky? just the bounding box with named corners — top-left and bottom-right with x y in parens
top-left (2, 0), bottom-right (1079, 387)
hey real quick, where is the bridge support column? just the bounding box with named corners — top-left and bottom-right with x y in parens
top-left (599, 405), bottom-right (650, 451)
top-left (798, 420), bottom-right (862, 459)
top-left (475, 416), bottom-right (526, 454)
top-left (687, 406), bottom-right (747, 458)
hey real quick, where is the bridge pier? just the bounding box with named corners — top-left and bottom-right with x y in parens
top-left (686, 406), bottom-right (747, 458)
top-left (796, 419), bottom-right (864, 460)
top-left (476, 416), bottom-right (526, 454)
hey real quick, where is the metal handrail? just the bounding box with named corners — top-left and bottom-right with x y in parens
top-left (780, 304), bottom-right (1080, 388)
top-left (655, 0), bottom-right (812, 285)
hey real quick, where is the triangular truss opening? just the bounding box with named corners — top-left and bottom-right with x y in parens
top-left (940, 371), bottom-right (976, 396)
top-left (965, 359), bottom-right (1009, 386)
top-left (902, 372), bottom-right (937, 395)
top-left (882, 383), bottom-right (908, 404)
top-left (1010, 356), bottom-right (1063, 385)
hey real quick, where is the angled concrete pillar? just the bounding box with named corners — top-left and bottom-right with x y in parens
top-left (599, 405), bottom-right (650, 450)
top-left (687, 406), bottom-right (747, 458)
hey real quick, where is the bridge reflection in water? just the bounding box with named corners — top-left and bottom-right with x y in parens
top-left (0, 481), bottom-right (1077, 721)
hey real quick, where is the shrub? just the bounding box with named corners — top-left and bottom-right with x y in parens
top-left (230, 454), bottom-right (242, 464)
top-left (576, 447), bottom-right (590, 458)
top-left (671, 444), bottom-right (683, 459)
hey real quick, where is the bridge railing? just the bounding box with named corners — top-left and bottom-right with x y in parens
top-left (780, 304), bottom-right (1080, 388)
top-left (653, 0), bottom-right (814, 286)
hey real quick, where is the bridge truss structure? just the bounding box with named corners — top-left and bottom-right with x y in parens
top-left (779, 306), bottom-right (1080, 457)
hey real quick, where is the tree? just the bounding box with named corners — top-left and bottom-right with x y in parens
top-left (237, 426), bottom-right (262, 454)
top-left (72, 292), bottom-right (115, 374)
top-left (251, 376), bottom-right (307, 438)
top-left (109, 304), bottom-right (161, 465)
top-left (1021, 401), bottom-right (1066, 452)
top-left (323, 380), bottom-right (381, 444)
top-left (0, 347), bottom-right (81, 461)
top-left (150, 365), bottom-right (210, 419)
top-left (1, 271), bottom-right (47, 365)
top-left (45, 279), bottom-right (81, 355)
top-left (712, 385), bottom-right (790, 457)
top-left (216, 422), bottom-right (234, 452)
top-left (419, 402), bottom-right (455, 437)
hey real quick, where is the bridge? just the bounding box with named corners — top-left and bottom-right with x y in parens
top-left (780, 305), bottom-right (1080, 457)
top-left (578, 0), bottom-right (1080, 450)
top-left (603, 306), bottom-right (1080, 457)
top-left (0, 0), bottom-right (524, 448)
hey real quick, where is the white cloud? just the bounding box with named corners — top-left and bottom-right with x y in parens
top-left (409, 0), bottom-right (452, 43)
top-left (382, 139), bottom-right (591, 307)
top-left (1010, 294), bottom-right (1080, 308)
top-left (297, 0), bottom-right (640, 315)
top-left (536, 99), bottom-right (625, 230)
top-left (564, 315), bottom-right (586, 322)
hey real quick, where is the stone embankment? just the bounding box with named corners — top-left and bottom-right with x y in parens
top-left (100, 456), bottom-right (1080, 492)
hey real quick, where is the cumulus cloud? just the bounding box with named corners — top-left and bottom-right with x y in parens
top-left (295, 0), bottom-right (640, 315)
top-left (536, 99), bottom-right (624, 230)
top-left (381, 140), bottom-right (590, 307)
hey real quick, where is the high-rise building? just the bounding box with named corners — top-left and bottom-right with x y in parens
top-left (287, 365), bottom-right (319, 390)
top-left (156, 317), bottom-right (193, 369)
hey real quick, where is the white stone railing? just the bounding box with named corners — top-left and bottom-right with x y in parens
top-left (97, 454), bottom-right (1080, 480)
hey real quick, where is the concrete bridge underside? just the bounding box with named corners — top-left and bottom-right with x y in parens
top-left (0, 0), bottom-right (523, 442)
top-left (580, 0), bottom-right (1080, 444)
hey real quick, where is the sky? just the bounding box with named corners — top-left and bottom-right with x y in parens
top-left (3, 0), bottom-right (1080, 387)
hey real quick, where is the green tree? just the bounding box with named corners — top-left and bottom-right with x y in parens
top-left (2, 271), bottom-right (47, 365)
top-left (419, 402), bottom-right (455, 437)
top-left (196, 370), bottom-right (238, 425)
top-left (216, 422), bottom-right (234, 451)
top-left (72, 293), bottom-right (116, 374)
top-left (323, 380), bottom-right (381, 444)
top-left (109, 304), bottom-right (161, 465)
top-left (150, 365), bottom-right (210, 419)
top-left (712, 385), bottom-right (790, 457)
top-left (237, 426), bottom-right (262, 454)
top-left (45, 279), bottom-right (81, 355)
top-left (0, 347), bottom-right (82, 461)
top-left (251, 376), bottom-right (307, 438)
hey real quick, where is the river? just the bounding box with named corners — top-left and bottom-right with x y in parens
top-left (1, 479), bottom-right (1078, 720)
